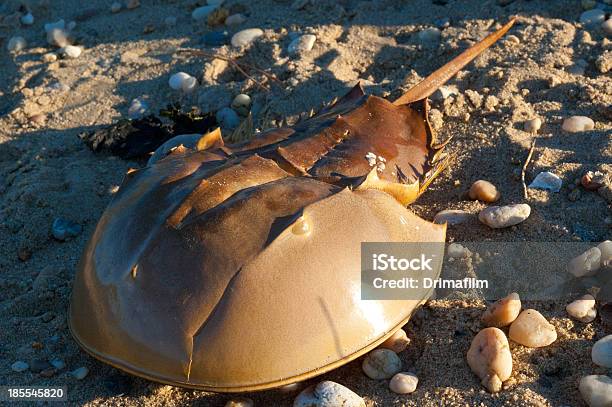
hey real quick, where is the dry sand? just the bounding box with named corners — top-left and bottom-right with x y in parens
top-left (0, 0), bottom-right (611, 406)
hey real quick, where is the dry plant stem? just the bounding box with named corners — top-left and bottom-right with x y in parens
top-left (177, 49), bottom-right (281, 91)
top-left (521, 138), bottom-right (537, 199)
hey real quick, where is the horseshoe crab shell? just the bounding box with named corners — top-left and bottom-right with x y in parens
top-left (69, 19), bottom-right (515, 392)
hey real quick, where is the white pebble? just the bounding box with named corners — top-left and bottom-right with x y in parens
top-left (592, 335), bottom-right (612, 368)
top-left (293, 381), bottom-right (365, 407)
top-left (562, 116), bottom-right (595, 132)
top-left (11, 361), bottom-right (29, 372)
top-left (598, 240), bottom-right (612, 267)
top-left (566, 294), bottom-right (597, 323)
top-left (111, 2), bottom-right (122, 13)
top-left (603, 19), bottom-right (612, 37)
top-left (524, 118), bottom-right (542, 133)
top-left (231, 94), bottom-right (251, 116)
top-left (225, 14), bottom-right (246, 26)
top-left (362, 349), bottom-right (402, 380)
top-left (60, 45), bottom-right (82, 59)
top-left (389, 372), bottom-right (418, 394)
top-left (478, 204), bottom-right (531, 229)
top-left (71, 366), bottom-right (89, 380)
top-left (509, 309), bottom-right (557, 348)
top-left (128, 98), bottom-right (148, 119)
top-left (7, 36), bottom-right (27, 52)
top-left (568, 247), bottom-right (601, 277)
top-left (418, 27), bottom-right (441, 44)
top-left (529, 171), bottom-right (562, 192)
top-left (288, 34), bottom-right (316, 55)
top-left (447, 243), bottom-right (471, 259)
top-left (580, 9), bottom-right (606, 26)
top-left (192, 5), bottom-right (218, 21)
top-left (169, 72), bottom-right (197, 92)
top-left (216, 107), bottom-right (240, 129)
top-left (433, 209), bottom-right (471, 225)
top-left (47, 28), bottom-right (69, 47)
top-left (231, 28), bottom-right (264, 47)
top-left (379, 328), bottom-right (410, 353)
top-left (20, 12), bottom-right (34, 25)
top-left (579, 375), bottom-right (612, 407)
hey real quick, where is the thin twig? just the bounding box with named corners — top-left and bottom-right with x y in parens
top-left (176, 49), bottom-right (281, 91)
top-left (521, 138), bottom-right (537, 199)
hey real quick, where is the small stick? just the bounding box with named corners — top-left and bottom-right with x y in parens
top-left (521, 138), bottom-right (537, 199)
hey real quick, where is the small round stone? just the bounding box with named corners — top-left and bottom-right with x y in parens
top-left (216, 107), bottom-right (240, 129)
top-left (293, 381), bottom-right (365, 407)
top-left (524, 118), bottom-right (542, 133)
top-left (111, 2), bottom-right (122, 13)
top-left (592, 335), bottom-right (612, 368)
top-left (231, 94), bottom-right (252, 116)
top-left (468, 180), bottom-right (500, 202)
top-left (603, 19), bottom-right (612, 37)
top-left (20, 12), bottom-right (34, 25)
top-left (482, 292), bottom-right (521, 328)
top-left (231, 28), bottom-right (264, 47)
top-left (580, 9), bottom-right (606, 26)
top-left (447, 243), bottom-right (471, 259)
top-left (11, 361), bottom-right (29, 372)
top-left (467, 328), bottom-right (512, 393)
top-left (389, 372), bottom-right (418, 394)
top-left (128, 98), bottom-right (148, 119)
top-left (478, 204), bottom-right (531, 229)
top-left (169, 72), bottom-right (197, 92)
top-left (562, 116), bottom-right (595, 132)
top-left (52, 218), bottom-right (82, 241)
top-left (581, 171), bottom-right (605, 191)
top-left (362, 349), bottom-right (402, 380)
top-left (433, 209), bottom-right (471, 225)
top-left (568, 247), bottom-right (601, 277)
top-left (126, 0), bottom-right (140, 9)
top-left (509, 309), bottom-right (557, 348)
top-left (529, 171), bottom-right (562, 192)
top-left (164, 16), bottom-right (177, 27)
top-left (579, 375), bottom-right (612, 407)
top-left (379, 328), bottom-right (410, 353)
top-left (288, 34), bottom-right (316, 55)
top-left (225, 397), bottom-right (253, 407)
top-left (566, 294), bottom-right (597, 323)
top-left (418, 27), bottom-right (441, 45)
top-left (7, 36), bottom-right (27, 52)
top-left (71, 366), bottom-right (89, 380)
top-left (60, 45), bottom-right (82, 59)
top-left (50, 359), bottom-right (65, 370)
top-left (225, 14), bottom-right (246, 26)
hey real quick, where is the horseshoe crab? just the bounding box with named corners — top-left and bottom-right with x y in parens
top-left (69, 19), bottom-right (516, 392)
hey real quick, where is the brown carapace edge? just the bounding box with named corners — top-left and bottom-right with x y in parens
top-left (69, 19), bottom-right (516, 392)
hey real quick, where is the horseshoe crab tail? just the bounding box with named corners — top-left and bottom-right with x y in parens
top-left (393, 17), bottom-right (517, 106)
